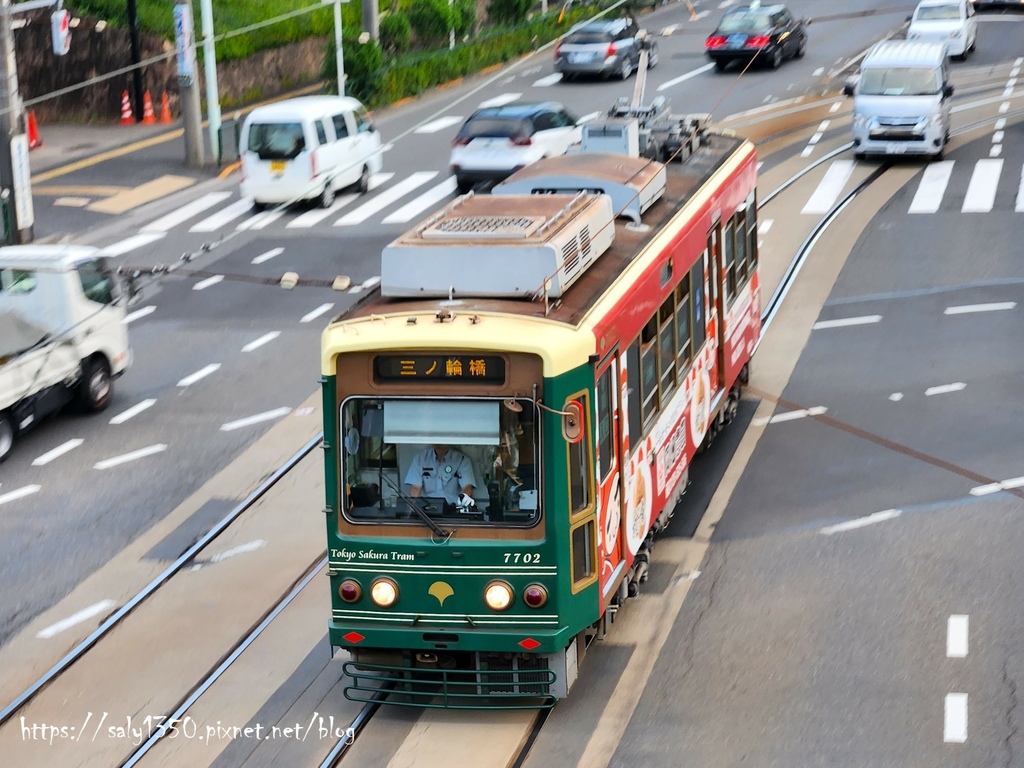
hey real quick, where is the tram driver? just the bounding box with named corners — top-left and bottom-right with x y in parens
top-left (405, 444), bottom-right (477, 514)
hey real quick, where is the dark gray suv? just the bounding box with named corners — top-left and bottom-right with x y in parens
top-left (554, 18), bottom-right (658, 81)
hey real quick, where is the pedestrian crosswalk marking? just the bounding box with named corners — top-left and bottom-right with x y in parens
top-left (143, 192), bottom-right (232, 233)
top-left (335, 172), bottom-right (438, 226)
top-left (962, 159), bottom-right (1002, 213)
top-left (909, 161), bottom-right (954, 214)
top-left (382, 177), bottom-right (458, 224)
top-left (533, 73), bottom-right (562, 87)
top-left (191, 198), bottom-right (255, 232)
top-left (237, 207), bottom-right (286, 231)
top-left (1016, 165), bottom-right (1024, 212)
top-left (801, 160), bottom-right (854, 214)
top-left (286, 194), bottom-right (358, 228)
top-left (415, 116), bottom-right (464, 134)
top-left (479, 93), bottom-right (522, 108)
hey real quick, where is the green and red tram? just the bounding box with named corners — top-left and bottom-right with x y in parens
top-left (320, 120), bottom-right (760, 707)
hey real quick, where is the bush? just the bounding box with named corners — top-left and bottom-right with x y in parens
top-left (486, 0), bottom-right (531, 26)
top-left (407, 0), bottom-right (455, 45)
top-left (453, 0), bottom-right (475, 37)
top-left (322, 38), bottom-right (384, 105)
top-left (380, 12), bottom-right (412, 54)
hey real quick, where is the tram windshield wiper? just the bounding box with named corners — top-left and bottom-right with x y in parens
top-left (377, 471), bottom-right (452, 539)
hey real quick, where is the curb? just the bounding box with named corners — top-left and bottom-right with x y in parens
top-left (218, 161), bottom-right (241, 179)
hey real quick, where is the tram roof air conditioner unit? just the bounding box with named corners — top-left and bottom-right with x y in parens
top-left (380, 192), bottom-right (615, 299)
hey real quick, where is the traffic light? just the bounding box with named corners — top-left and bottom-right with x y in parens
top-left (51, 10), bottom-right (71, 56)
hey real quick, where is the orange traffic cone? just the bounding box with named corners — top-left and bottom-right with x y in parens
top-left (141, 90), bottom-right (155, 125)
top-left (120, 90), bottom-right (133, 125)
top-left (158, 92), bottom-right (172, 124)
top-left (27, 110), bottom-right (42, 150)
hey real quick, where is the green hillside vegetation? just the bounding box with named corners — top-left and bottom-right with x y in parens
top-left (69, 0), bottom-right (350, 60)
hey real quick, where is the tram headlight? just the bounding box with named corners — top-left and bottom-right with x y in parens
top-left (523, 584), bottom-right (548, 609)
top-left (338, 579), bottom-right (362, 603)
top-left (484, 581), bottom-right (514, 611)
top-left (370, 577), bottom-right (399, 607)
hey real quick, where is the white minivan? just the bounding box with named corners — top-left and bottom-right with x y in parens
top-left (907, 0), bottom-right (977, 59)
top-left (239, 96), bottom-right (383, 210)
top-left (845, 41), bottom-right (954, 160)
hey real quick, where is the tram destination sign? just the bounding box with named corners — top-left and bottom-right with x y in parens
top-left (374, 354), bottom-right (506, 384)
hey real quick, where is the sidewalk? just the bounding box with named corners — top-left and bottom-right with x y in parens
top-left (28, 121), bottom-right (185, 179)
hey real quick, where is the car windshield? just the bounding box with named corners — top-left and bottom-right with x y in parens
top-left (246, 122), bottom-right (305, 160)
top-left (567, 31), bottom-right (614, 44)
top-left (859, 67), bottom-right (941, 96)
top-left (915, 4), bottom-right (961, 20)
top-left (340, 398), bottom-right (540, 528)
top-left (718, 12), bottom-right (771, 34)
top-left (458, 117), bottom-right (531, 140)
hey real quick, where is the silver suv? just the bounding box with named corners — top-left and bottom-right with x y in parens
top-left (554, 18), bottom-right (657, 81)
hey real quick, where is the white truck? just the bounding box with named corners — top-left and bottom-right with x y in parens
top-left (0, 245), bottom-right (132, 463)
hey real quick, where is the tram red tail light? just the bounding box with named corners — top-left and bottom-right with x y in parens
top-left (339, 579), bottom-right (362, 603)
top-left (523, 584), bottom-right (548, 608)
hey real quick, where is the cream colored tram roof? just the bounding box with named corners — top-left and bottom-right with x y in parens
top-left (321, 133), bottom-right (754, 379)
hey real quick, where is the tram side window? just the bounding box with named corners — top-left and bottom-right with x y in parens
top-left (658, 295), bottom-right (676, 399)
top-left (691, 256), bottom-right (707, 353)
top-left (735, 210), bottom-right (748, 285)
top-left (723, 221), bottom-right (737, 306)
top-left (747, 200), bottom-right (759, 271)
top-left (675, 273), bottom-right (692, 376)
top-left (625, 342), bottom-right (642, 453)
top-left (596, 368), bottom-right (615, 480)
top-left (571, 519), bottom-right (596, 587)
top-left (639, 318), bottom-right (659, 426)
top-left (568, 393), bottom-right (592, 516)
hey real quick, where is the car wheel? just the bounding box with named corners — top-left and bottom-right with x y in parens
top-left (714, 59), bottom-right (727, 73)
top-left (853, 151), bottom-right (865, 162)
top-left (770, 47), bottom-right (783, 69)
top-left (77, 357), bottom-right (112, 412)
top-left (0, 411), bottom-right (13, 464)
top-left (561, 72), bottom-right (575, 83)
top-left (619, 58), bottom-right (632, 80)
top-left (319, 182), bottom-right (336, 209)
top-left (795, 36), bottom-right (807, 59)
top-left (252, 200), bottom-right (267, 212)
top-left (456, 177), bottom-right (473, 195)
top-left (355, 165), bottom-right (370, 194)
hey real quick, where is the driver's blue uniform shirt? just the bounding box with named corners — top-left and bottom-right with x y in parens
top-left (404, 447), bottom-right (476, 504)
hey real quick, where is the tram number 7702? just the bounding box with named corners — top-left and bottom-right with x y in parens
top-left (503, 553), bottom-right (542, 564)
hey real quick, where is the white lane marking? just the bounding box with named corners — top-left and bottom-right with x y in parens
top-left (753, 406), bottom-right (827, 426)
top-left (251, 247), bottom-right (284, 265)
top-left (944, 302), bottom-right (1016, 315)
top-left (989, 145), bottom-right (1002, 158)
top-left (657, 63), bottom-right (715, 92)
top-left (177, 363), bottom-right (221, 387)
top-left (962, 159), bottom-right (1003, 213)
top-left (999, 101), bottom-right (1010, 114)
top-left (286, 194), bottom-right (358, 228)
top-left (533, 73), bottom-right (563, 87)
top-left (813, 315), bottom-right (881, 329)
top-left (829, 101), bottom-right (841, 113)
top-left (123, 306), bottom-right (156, 324)
top-left (479, 92), bottom-right (522, 108)
top-left (109, 399), bottom-right (157, 425)
top-left (236, 208), bottom-right (286, 231)
top-left (348, 276), bottom-right (382, 294)
top-left (814, 67), bottom-right (825, 77)
top-left (970, 475), bottom-right (1024, 496)
top-left (32, 439), bottom-right (84, 466)
top-left (192, 540), bottom-right (268, 570)
top-left (220, 407), bottom-right (292, 432)
top-left (800, 145), bottom-right (814, 158)
top-left (801, 160), bottom-right (854, 214)
top-left (694, 9), bottom-right (710, 19)
top-left (336, 172), bottom-right (437, 226)
top-left (758, 218), bottom-right (773, 234)
top-left (382, 177), bottom-right (458, 224)
top-left (925, 382), bottom-right (965, 396)
top-left (577, 111), bottom-right (602, 124)
top-left (101, 232), bottom-right (166, 257)
top-left (190, 198), bottom-right (254, 232)
top-left (192, 275), bottom-right (224, 291)
top-left (820, 509), bottom-right (901, 536)
top-left (993, 130), bottom-right (1005, 143)
top-left (947, 615), bottom-right (968, 658)
top-left (889, 393), bottom-right (904, 401)
top-left (808, 132), bottom-right (823, 145)
top-left (662, 24), bottom-right (680, 35)
top-left (0, 484), bottom-right (41, 506)
top-left (909, 161), bottom-right (954, 214)
top-left (414, 116), bottom-right (464, 134)
top-left (301, 303), bottom-right (334, 323)
top-left (718, 0), bottom-right (736, 7)
top-left (944, 693), bottom-right (968, 743)
top-left (35, 600), bottom-right (118, 640)
top-left (1018, 165), bottom-right (1024, 212)
top-left (141, 192), bottom-right (232, 233)
top-left (94, 444), bottom-right (167, 470)
top-left (242, 331), bottom-right (280, 352)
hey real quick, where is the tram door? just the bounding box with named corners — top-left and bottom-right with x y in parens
top-left (596, 358), bottom-right (626, 606)
top-left (706, 221), bottom-right (727, 394)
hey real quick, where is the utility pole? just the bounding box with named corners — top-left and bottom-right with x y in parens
top-left (331, 0), bottom-right (345, 96)
top-left (0, 0), bottom-right (33, 243)
top-left (173, 0), bottom-right (204, 167)
top-left (199, 0), bottom-right (221, 164)
top-left (127, 0), bottom-right (144, 122)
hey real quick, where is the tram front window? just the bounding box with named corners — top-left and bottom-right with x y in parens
top-left (341, 398), bottom-right (539, 526)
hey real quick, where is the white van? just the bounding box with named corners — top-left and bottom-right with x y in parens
top-left (907, 0), bottom-right (977, 59)
top-left (239, 96), bottom-right (383, 210)
top-left (844, 41), bottom-right (953, 160)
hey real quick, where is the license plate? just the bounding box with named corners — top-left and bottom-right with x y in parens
top-left (728, 34), bottom-right (746, 48)
top-left (569, 52), bottom-right (592, 63)
top-left (270, 160), bottom-right (287, 173)
top-left (885, 143), bottom-right (907, 155)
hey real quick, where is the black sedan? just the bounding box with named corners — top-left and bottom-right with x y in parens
top-left (705, 4), bottom-right (809, 72)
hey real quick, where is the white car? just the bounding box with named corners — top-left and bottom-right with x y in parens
top-left (449, 102), bottom-right (582, 193)
top-left (907, 0), bottom-right (977, 59)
